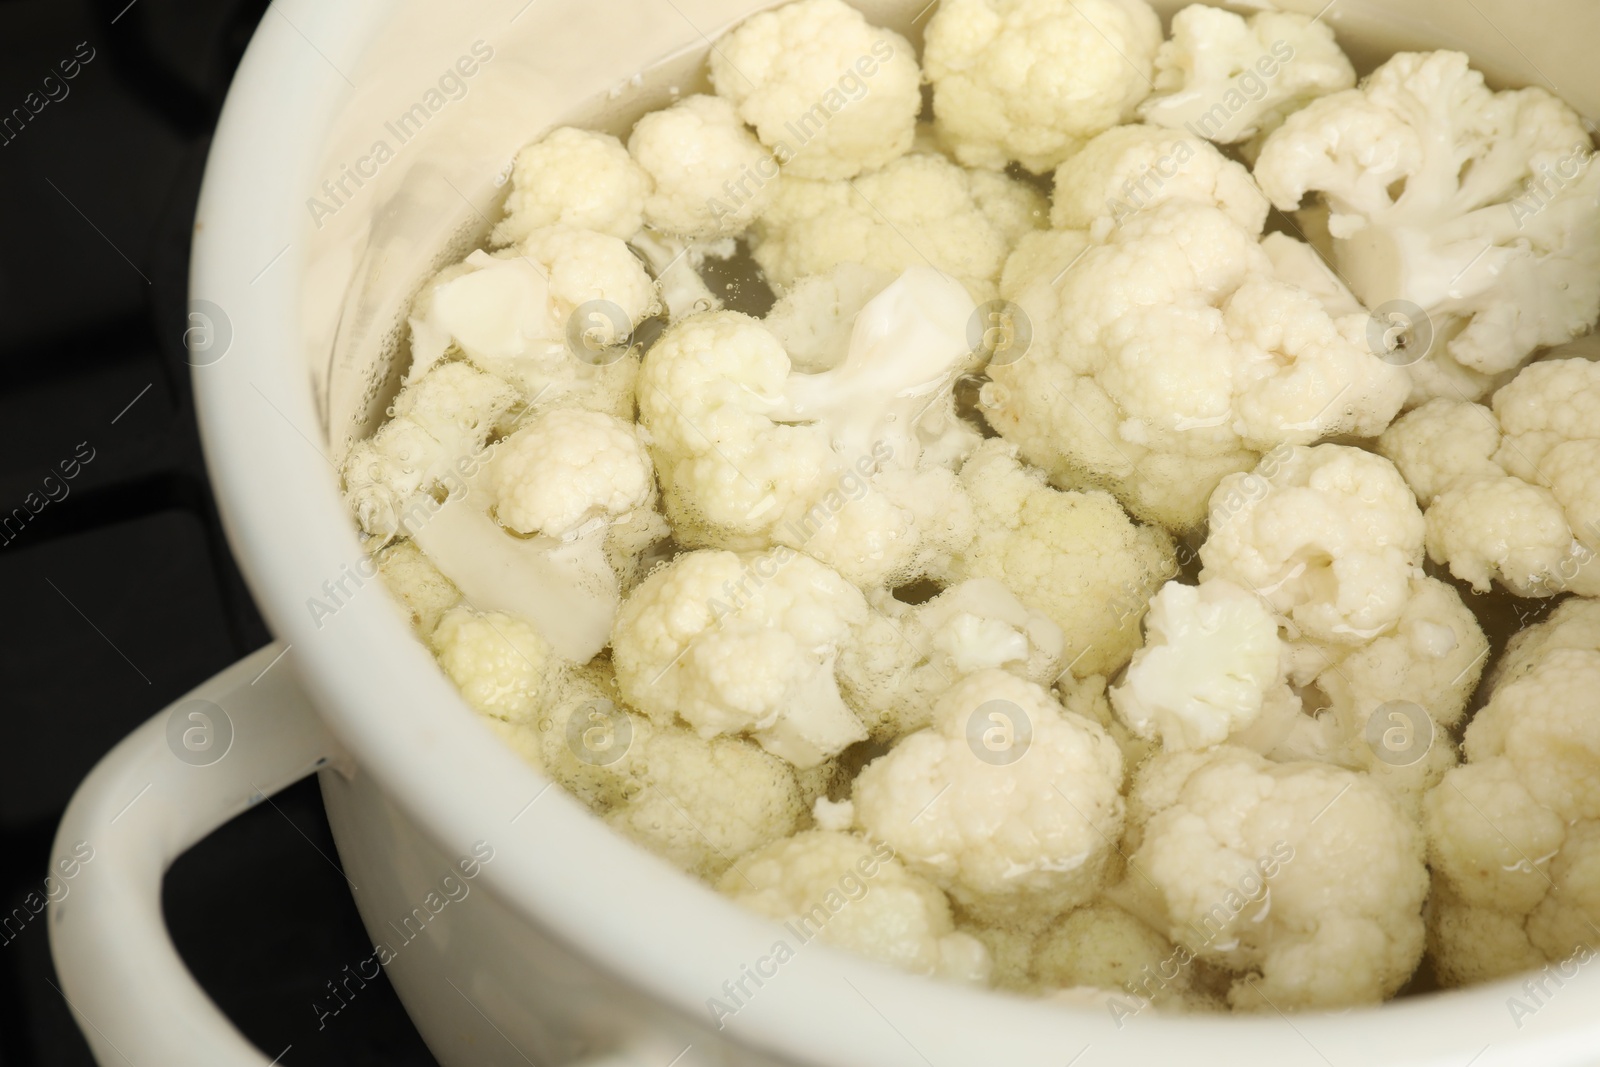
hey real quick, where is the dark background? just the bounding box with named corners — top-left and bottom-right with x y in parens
top-left (0, 1), bottom-right (437, 1062)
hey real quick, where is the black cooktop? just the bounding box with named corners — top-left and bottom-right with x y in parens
top-left (0, 2), bottom-right (437, 1062)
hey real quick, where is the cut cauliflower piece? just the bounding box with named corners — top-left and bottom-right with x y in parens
top-left (488, 409), bottom-right (653, 538)
top-left (1031, 902), bottom-right (1206, 1009)
top-left (923, 0), bottom-right (1162, 173)
top-left (341, 362), bottom-right (519, 540)
top-left (719, 831), bottom-right (991, 982)
top-left (605, 728), bottom-right (805, 880)
top-left (708, 0), bottom-right (921, 181)
top-left (628, 94), bottom-right (778, 238)
top-left (407, 228), bottom-right (658, 421)
top-left (1199, 444), bottom-right (1425, 646)
top-left (1050, 125), bottom-right (1269, 238)
top-left (430, 604), bottom-right (553, 723)
top-left (751, 152), bottom-right (1047, 302)
top-left (374, 539), bottom-right (460, 638)
top-left (638, 269), bottom-right (983, 588)
top-left (1254, 50), bottom-right (1600, 401)
top-left (486, 662), bottom-right (654, 811)
top-left (492, 127), bottom-right (651, 244)
top-left (1285, 576), bottom-right (1485, 815)
top-left (762, 263), bottom-right (894, 373)
top-left (1061, 673), bottom-right (1158, 774)
top-left (1138, 6), bottom-right (1355, 147)
top-left (610, 548), bottom-right (868, 768)
top-left (1465, 648), bottom-right (1600, 823)
top-left (1376, 362), bottom-right (1600, 597)
top-left (838, 578), bottom-right (1066, 741)
top-left (1377, 397), bottom-right (1505, 507)
top-left (852, 670), bottom-right (1126, 925)
top-left (1129, 745), bottom-right (1427, 1009)
top-left (1492, 596), bottom-right (1600, 690)
top-left (1110, 579), bottom-right (1293, 752)
top-left (951, 439), bottom-right (1177, 680)
top-left (1423, 622), bottom-right (1600, 986)
top-left (983, 200), bottom-right (1409, 530)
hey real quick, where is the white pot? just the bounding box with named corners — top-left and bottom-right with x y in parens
top-left (47, 2), bottom-right (1600, 1065)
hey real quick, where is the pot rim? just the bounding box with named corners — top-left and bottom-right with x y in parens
top-left (189, 4), bottom-right (1600, 1066)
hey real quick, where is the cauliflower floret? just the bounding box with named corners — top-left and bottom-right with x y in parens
top-left (610, 548), bottom-right (868, 767)
top-left (486, 662), bottom-right (654, 811)
top-left (1129, 745), bottom-right (1427, 1009)
top-left (1427, 886), bottom-right (1545, 988)
top-left (1254, 50), bottom-right (1600, 401)
top-left (708, 0), bottom-right (921, 181)
top-left (407, 228), bottom-right (658, 421)
top-left (1526, 821), bottom-right (1600, 961)
top-left (489, 409), bottom-right (653, 537)
top-left (1492, 596), bottom-right (1600, 690)
top-left (1465, 649), bottom-right (1600, 823)
top-left (983, 201), bottom-right (1409, 530)
top-left (1031, 902), bottom-right (1204, 1009)
top-left (751, 152), bottom-right (1047, 302)
top-left (374, 539), bottom-right (460, 637)
top-left (638, 269), bottom-right (983, 588)
top-left (1062, 673), bottom-right (1158, 774)
top-left (430, 604), bottom-right (553, 722)
top-left (1199, 445), bottom-right (1425, 646)
top-left (1138, 7), bottom-right (1356, 147)
top-left (923, 0), bottom-right (1162, 173)
top-left (762, 263), bottom-right (895, 373)
top-left (1111, 579), bottom-right (1293, 752)
top-left (629, 94), bottom-right (778, 238)
top-left (492, 127), bottom-right (651, 244)
top-left (852, 670), bottom-right (1125, 925)
top-left (1377, 362), bottom-right (1600, 597)
top-left (719, 831), bottom-right (991, 982)
top-left (1425, 476), bottom-right (1588, 597)
top-left (951, 439), bottom-right (1177, 680)
top-left (1050, 125), bottom-right (1269, 238)
top-left (1377, 398), bottom-right (1505, 507)
top-left (342, 362), bottom-right (520, 540)
top-left (605, 728), bottom-right (805, 880)
top-left (839, 578), bottom-right (1065, 741)
top-left (1424, 627), bottom-right (1600, 985)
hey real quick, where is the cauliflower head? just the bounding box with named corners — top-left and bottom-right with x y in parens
top-left (708, 0), bottom-right (921, 181)
top-left (407, 229), bottom-right (658, 421)
top-left (1129, 745), bottom-right (1427, 1009)
top-left (629, 94), bottom-right (778, 238)
top-left (1049, 125), bottom-right (1270, 239)
top-left (839, 577), bottom-right (1066, 741)
top-left (605, 727), bottom-right (806, 880)
top-left (984, 200), bottom-right (1409, 530)
top-left (923, 0), bottom-right (1162, 173)
top-left (430, 604), bottom-right (553, 722)
top-left (852, 670), bottom-right (1126, 925)
top-left (489, 408), bottom-right (653, 538)
top-left (951, 439), bottom-right (1177, 680)
top-left (751, 152), bottom-right (1047, 302)
top-left (492, 127), bottom-right (651, 244)
top-left (1138, 6), bottom-right (1356, 147)
top-left (342, 361), bottom-right (519, 540)
top-left (610, 548), bottom-right (869, 767)
top-left (719, 831), bottom-right (992, 982)
top-left (1254, 50), bottom-right (1600, 401)
top-left (637, 270), bottom-right (983, 588)
top-left (1111, 579), bottom-right (1294, 752)
top-left (1377, 360), bottom-right (1600, 597)
top-left (1199, 444), bottom-right (1425, 646)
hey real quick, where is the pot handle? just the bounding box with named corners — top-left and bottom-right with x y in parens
top-left (48, 643), bottom-right (692, 1067)
top-left (49, 643), bottom-right (343, 1067)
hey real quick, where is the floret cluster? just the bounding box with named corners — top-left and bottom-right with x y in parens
top-left (342, 0), bottom-right (1600, 1013)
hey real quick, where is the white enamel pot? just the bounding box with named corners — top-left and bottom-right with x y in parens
top-left (46, 1), bottom-right (1600, 1064)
